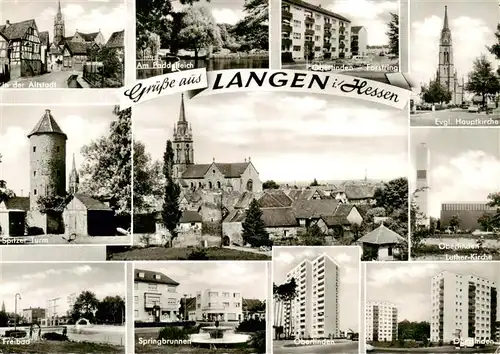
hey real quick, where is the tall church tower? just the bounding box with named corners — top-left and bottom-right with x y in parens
top-left (54, 0), bottom-right (65, 45)
top-left (436, 6), bottom-right (458, 103)
top-left (28, 109), bottom-right (67, 210)
top-left (69, 153), bottom-right (79, 194)
top-left (172, 93), bottom-right (194, 179)
top-left (416, 143), bottom-right (430, 227)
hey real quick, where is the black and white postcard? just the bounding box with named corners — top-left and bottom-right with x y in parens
top-left (133, 261), bottom-right (267, 354)
top-left (272, 246), bottom-right (361, 353)
top-left (410, 0), bottom-right (500, 125)
top-left (281, 0), bottom-right (399, 79)
top-left (106, 91), bottom-right (408, 261)
top-left (0, 0), bottom-right (125, 89)
top-left (0, 262), bottom-right (126, 354)
top-left (366, 261), bottom-right (500, 351)
top-left (0, 102), bottom-right (131, 245)
top-left (136, 0), bottom-right (269, 79)
top-left (410, 128), bottom-right (500, 260)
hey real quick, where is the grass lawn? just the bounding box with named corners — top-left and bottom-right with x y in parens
top-left (135, 344), bottom-right (256, 354)
top-left (107, 247), bottom-right (271, 260)
top-left (0, 341), bottom-right (124, 354)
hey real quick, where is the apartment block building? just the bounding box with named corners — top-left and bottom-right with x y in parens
top-left (350, 26), bottom-right (368, 56)
top-left (283, 253), bottom-right (340, 339)
top-left (365, 301), bottom-right (398, 342)
top-left (282, 0), bottom-right (351, 61)
top-left (193, 288), bottom-right (243, 322)
top-left (134, 269), bottom-right (181, 322)
top-left (430, 271), bottom-right (497, 343)
top-left (22, 307), bottom-right (46, 325)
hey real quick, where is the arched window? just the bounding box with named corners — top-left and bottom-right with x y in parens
top-left (198, 182), bottom-right (202, 188)
top-left (209, 181), bottom-right (213, 189)
top-left (217, 181), bottom-right (221, 189)
top-left (246, 179), bottom-right (253, 192)
top-left (190, 182), bottom-right (194, 188)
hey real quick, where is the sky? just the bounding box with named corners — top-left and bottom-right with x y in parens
top-left (172, 0), bottom-right (247, 25)
top-left (273, 246), bottom-right (361, 332)
top-left (134, 262), bottom-right (267, 300)
top-left (1, 0), bottom-right (126, 43)
top-left (410, 128), bottom-right (500, 218)
top-left (133, 91), bottom-right (408, 184)
top-left (366, 262), bottom-right (500, 323)
top-left (0, 104), bottom-right (116, 196)
top-left (0, 263), bottom-right (125, 316)
top-left (410, 0), bottom-right (498, 87)
top-left (300, 0), bottom-right (398, 46)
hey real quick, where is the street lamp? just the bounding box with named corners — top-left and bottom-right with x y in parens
top-left (14, 293), bottom-right (21, 331)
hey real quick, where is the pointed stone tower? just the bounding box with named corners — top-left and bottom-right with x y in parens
top-left (436, 6), bottom-right (462, 104)
top-left (54, 0), bottom-right (65, 45)
top-left (28, 109), bottom-right (67, 211)
top-left (69, 154), bottom-right (79, 194)
top-left (172, 93), bottom-right (194, 179)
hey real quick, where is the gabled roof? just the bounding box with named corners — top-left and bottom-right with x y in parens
top-left (224, 209), bottom-right (246, 223)
top-left (285, 188), bottom-right (331, 201)
top-left (4, 197), bottom-right (29, 211)
top-left (179, 210), bottom-right (202, 223)
top-left (343, 183), bottom-right (378, 200)
top-left (261, 207), bottom-right (298, 227)
top-left (182, 162), bottom-right (252, 179)
top-left (321, 215), bottom-right (350, 227)
top-left (64, 41), bottom-right (92, 55)
top-left (0, 19), bottom-right (37, 40)
top-left (105, 30), bottom-right (124, 49)
top-left (292, 199), bottom-right (340, 219)
top-left (73, 194), bottom-right (112, 211)
top-left (135, 269), bottom-right (179, 285)
top-left (76, 31), bottom-right (101, 42)
top-left (182, 164), bottom-right (211, 179)
top-left (283, 0), bottom-right (351, 22)
top-left (27, 109), bottom-right (67, 139)
top-left (357, 224), bottom-right (406, 245)
top-left (333, 204), bottom-right (355, 218)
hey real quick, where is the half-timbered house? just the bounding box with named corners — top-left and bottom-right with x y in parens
top-left (0, 31), bottom-right (9, 83)
top-left (0, 19), bottom-right (42, 80)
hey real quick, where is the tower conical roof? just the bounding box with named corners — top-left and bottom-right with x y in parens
top-left (443, 6), bottom-right (449, 30)
top-left (27, 109), bottom-right (67, 139)
top-left (175, 93), bottom-right (189, 136)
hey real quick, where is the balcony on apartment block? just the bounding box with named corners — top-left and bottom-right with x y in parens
top-left (305, 28), bottom-right (315, 36)
top-left (339, 35), bottom-right (345, 41)
top-left (282, 23), bottom-right (292, 33)
top-left (305, 16), bottom-right (315, 25)
top-left (282, 38), bottom-right (292, 46)
top-left (324, 22), bottom-right (332, 29)
top-left (282, 9), bottom-right (292, 20)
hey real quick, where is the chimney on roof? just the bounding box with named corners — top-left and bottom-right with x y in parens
top-left (318, 4), bottom-right (321, 7)
top-left (248, 157), bottom-right (251, 162)
top-left (244, 158), bottom-right (247, 163)
top-left (45, 109), bottom-right (51, 115)
top-left (5, 20), bottom-right (10, 27)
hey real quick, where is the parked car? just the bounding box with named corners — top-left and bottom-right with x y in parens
top-left (460, 103), bottom-right (468, 109)
top-left (468, 105), bottom-right (479, 113)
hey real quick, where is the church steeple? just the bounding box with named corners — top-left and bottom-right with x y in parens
top-left (443, 5), bottom-right (449, 31)
top-left (172, 94), bottom-right (194, 179)
top-left (440, 6), bottom-right (452, 45)
top-left (69, 153), bottom-right (79, 194)
top-left (54, 0), bottom-right (65, 45)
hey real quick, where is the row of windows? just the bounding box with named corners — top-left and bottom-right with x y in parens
top-left (32, 146), bottom-right (62, 153)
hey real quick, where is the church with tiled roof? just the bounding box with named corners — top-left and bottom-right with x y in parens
top-left (172, 94), bottom-right (262, 193)
top-left (48, 0), bottom-right (105, 71)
